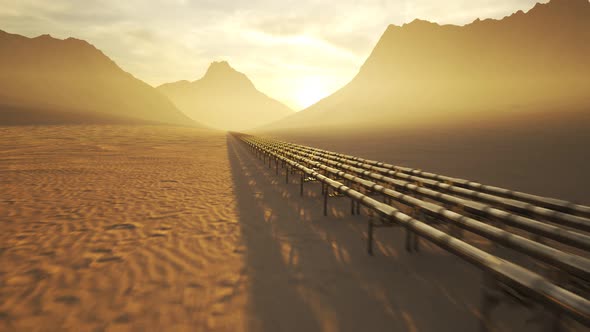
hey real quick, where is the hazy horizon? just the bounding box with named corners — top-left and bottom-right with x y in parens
top-left (2, 1), bottom-right (590, 331)
top-left (0, 0), bottom-right (551, 110)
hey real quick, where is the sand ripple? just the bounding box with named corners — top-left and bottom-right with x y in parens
top-left (0, 125), bottom-right (247, 331)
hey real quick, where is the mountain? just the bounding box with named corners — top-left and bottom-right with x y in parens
top-left (157, 61), bottom-right (293, 130)
top-left (0, 30), bottom-right (195, 126)
top-left (266, 0), bottom-right (590, 130)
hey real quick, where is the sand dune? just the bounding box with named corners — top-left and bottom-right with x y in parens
top-left (0, 125), bottom-right (564, 331)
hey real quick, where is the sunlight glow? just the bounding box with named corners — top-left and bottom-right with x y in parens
top-left (0, 0), bottom-right (549, 111)
top-left (295, 77), bottom-right (330, 109)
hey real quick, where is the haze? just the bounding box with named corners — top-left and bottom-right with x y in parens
top-left (0, 0), bottom-right (549, 110)
top-left (2, 1), bottom-right (590, 331)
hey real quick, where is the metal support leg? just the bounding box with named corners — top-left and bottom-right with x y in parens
top-left (541, 257), bottom-right (566, 332)
top-left (286, 167), bottom-right (289, 184)
top-left (275, 159), bottom-right (278, 175)
top-left (368, 218), bottom-right (374, 255)
top-left (351, 199), bottom-right (355, 215)
top-left (489, 218), bottom-right (505, 255)
top-left (300, 173), bottom-right (304, 196)
top-left (452, 225), bottom-right (464, 240)
top-left (551, 311), bottom-right (564, 332)
top-left (323, 187), bottom-right (328, 216)
top-left (480, 274), bottom-right (500, 332)
top-left (414, 211), bottom-right (424, 252)
top-left (356, 200), bottom-right (361, 215)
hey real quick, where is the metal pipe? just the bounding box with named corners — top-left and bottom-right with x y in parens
top-left (266, 140), bottom-right (590, 252)
top-left (249, 136), bottom-right (590, 282)
top-left (234, 134), bottom-right (590, 325)
top-left (270, 137), bottom-right (590, 218)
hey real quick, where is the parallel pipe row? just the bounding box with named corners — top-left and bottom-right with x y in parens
top-left (270, 138), bottom-right (590, 223)
top-left (261, 138), bottom-right (590, 251)
top-left (233, 132), bottom-right (590, 328)
top-left (254, 138), bottom-right (590, 280)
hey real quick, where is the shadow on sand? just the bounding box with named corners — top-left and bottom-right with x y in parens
top-left (226, 134), bottom-right (541, 332)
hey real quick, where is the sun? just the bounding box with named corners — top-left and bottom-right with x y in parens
top-left (295, 77), bottom-right (329, 110)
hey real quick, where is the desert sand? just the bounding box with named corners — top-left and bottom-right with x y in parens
top-left (0, 126), bottom-right (246, 331)
top-left (0, 125), bottom-right (563, 331)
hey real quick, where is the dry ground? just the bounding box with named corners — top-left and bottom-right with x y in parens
top-left (0, 126), bottom-right (246, 331)
top-left (0, 125), bottom-right (575, 331)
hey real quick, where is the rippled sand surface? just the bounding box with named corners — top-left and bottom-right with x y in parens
top-left (0, 126), bottom-right (247, 331)
top-left (1, 125), bottom-right (567, 332)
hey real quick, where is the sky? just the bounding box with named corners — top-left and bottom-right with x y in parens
top-left (0, 0), bottom-right (549, 110)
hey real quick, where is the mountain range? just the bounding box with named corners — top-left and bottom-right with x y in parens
top-left (1, 0), bottom-right (588, 130)
top-left (267, 0), bottom-right (590, 130)
top-left (157, 61), bottom-right (293, 130)
top-left (0, 30), bottom-right (197, 126)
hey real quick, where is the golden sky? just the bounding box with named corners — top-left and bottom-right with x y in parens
top-left (0, 0), bottom-right (549, 110)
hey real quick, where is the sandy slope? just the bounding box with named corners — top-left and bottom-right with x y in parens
top-left (0, 126), bottom-right (571, 331)
top-left (0, 126), bottom-right (247, 331)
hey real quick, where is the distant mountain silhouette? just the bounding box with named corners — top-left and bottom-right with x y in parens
top-left (158, 61), bottom-right (293, 130)
top-left (0, 30), bottom-right (196, 126)
top-left (267, 0), bottom-right (590, 130)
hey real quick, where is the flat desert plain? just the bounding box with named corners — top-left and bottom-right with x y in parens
top-left (0, 125), bottom-right (560, 331)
